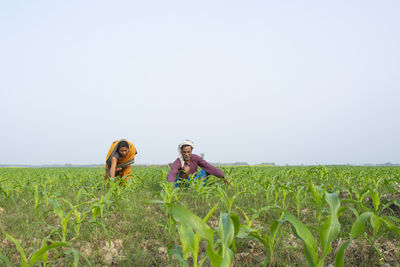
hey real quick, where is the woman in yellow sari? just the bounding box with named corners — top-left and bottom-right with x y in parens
top-left (105, 139), bottom-right (137, 182)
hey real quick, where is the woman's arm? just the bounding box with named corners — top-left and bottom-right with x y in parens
top-left (109, 157), bottom-right (118, 178)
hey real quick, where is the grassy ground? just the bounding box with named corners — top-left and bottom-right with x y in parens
top-left (0, 166), bottom-right (399, 266)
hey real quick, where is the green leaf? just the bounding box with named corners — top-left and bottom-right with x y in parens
top-left (228, 212), bottom-right (241, 237)
top-left (61, 210), bottom-right (75, 241)
top-left (64, 249), bottom-right (80, 267)
top-left (281, 211), bottom-right (318, 266)
top-left (39, 239), bottom-right (49, 266)
top-left (3, 232), bottom-right (28, 267)
top-left (346, 206), bottom-right (360, 218)
top-left (334, 240), bottom-right (351, 267)
top-left (198, 256), bottom-right (207, 267)
top-left (237, 207), bottom-right (251, 226)
top-left (0, 252), bottom-right (12, 267)
top-left (220, 213), bottom-right (234, 248)
top-left (221, 248), bottom-right (234, 267)
top-left (269, 219), bottom-right (281, 246)
top-left (179, 224), bottom-right (194, 259)
top-left (369, 189), bottom-right (380, 211)
top-left (359, 190), bottom-right (369, 202)
top-left (237, 225), bottom-right (252, 239)
top-left (29, 242), bottom-right (70, 266)
top-left (206, 243), bottom-right (223, 267)
top-left (381, 216), bottom-right (400, 235)
top-left (350, 212), bottom-right (373, 239)
top-left (320, 192), bottom-right (340, 257)
top-left (193, 233), bottom-right (201, 266)
top-left (308, 183), bottom-right (321, 204)
top-left (370, 214), bottom-right (383, 235)
top-left (203, 204), bottom-right (219, 223)
top-left (171, 205), bottom-right (214, 242)
top-left (168, 247), bottom-right (189, 267)
top-left (50, 199), bottom-right (65, 220)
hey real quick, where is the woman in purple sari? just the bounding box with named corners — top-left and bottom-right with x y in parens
top-left (167, 140), bottom-right (227, 186)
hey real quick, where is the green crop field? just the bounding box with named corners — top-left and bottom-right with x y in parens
top-left (0, 166), bottom-right (399, 266)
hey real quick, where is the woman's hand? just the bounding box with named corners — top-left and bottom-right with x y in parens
top-left (110, 157), bottom-right (118, 178)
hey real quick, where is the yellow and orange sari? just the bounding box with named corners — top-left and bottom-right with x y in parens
top-left (105, 139), bottom-right (137, 181)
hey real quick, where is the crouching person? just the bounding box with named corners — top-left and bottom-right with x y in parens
top-left (167, 140), bottom-right (227, 187)
top-left (105, 139), bottom-right (137, 184)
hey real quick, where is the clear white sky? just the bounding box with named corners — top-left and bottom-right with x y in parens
top-left (1, 1), bottom-right (399, 165)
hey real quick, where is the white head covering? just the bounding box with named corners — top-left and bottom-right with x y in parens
top-left (178, 139), bottom-right (194, 168)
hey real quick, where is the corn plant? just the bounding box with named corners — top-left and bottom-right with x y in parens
top-left (308, 182), bottom-right (327, 222)
top-left (90, 191), bottom-right (113, 221)
top-left (1, 232), bottom-right (78, 267)
top-left (49, 199), bottom-right (92, 242)
top-left (278, 183), bottom-right (290, 210)
top-left (169, 204), bottom-right (241, 267)
top-left (238, 206), bottom-right (283, 266)
top-left (360, 189), bottom-right (400, 258)
top-left (168, 204), bottom-right (219, 267)
top-left (1, 165), bottom-right (399, 266)
top-left (279, 191), bottom-right (340, 267)
top-left (334, 211), bottom-right (373, 267)
top-left (33, 185), bottom-right (40, 211)
top-left (147, 182), bottom-right (184, 236)
top-left (215, 186), bottom-right (245, 213)
top-left (290, 185), bottom-right (306, 218)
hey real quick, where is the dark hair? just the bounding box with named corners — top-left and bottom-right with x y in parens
top-left (181, 144), bottom-right (193, 151)
top-left (117, 141), bottom-right (129, 150)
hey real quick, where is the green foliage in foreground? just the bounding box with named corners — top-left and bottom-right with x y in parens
top-left (0, 166), bottom-right (399, 266)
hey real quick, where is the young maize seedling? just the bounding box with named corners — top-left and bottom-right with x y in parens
top-left (280, 191), bottom-right (341, 267)
top-left (1, 232), bottom-right (77, 267)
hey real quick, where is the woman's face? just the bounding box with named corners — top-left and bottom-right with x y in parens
top-left (118, 147), bottom-right (129, 157)
top-left (181, 146), bottom-right (192, 161)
